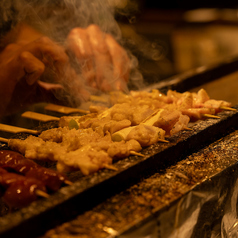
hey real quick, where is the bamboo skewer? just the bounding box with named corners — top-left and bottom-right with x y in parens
top-left (158, 138), bottom-right (170, 143)
top-left (184, 127), bottom-right (193, 131)
top-left (64, 180), bottom-right (73, 186)
top-left (220, 106), bottom-right (236, 111)
top-left (103, 164), bottom-right (118, 171)
top-left (22, 111), bottom-right (60, 122)
top-left (45, 103), bottom-right (90, 115)
top-left (202, 114), bottom-right (220, 119)
top-left (0, 137), bottom-right (8, 143)
top-left (0, 123), bottom-right (39, 135)
top-left (130, 151), bottom-right (144, 157)
top-left (35, 189), bottom-right (50, 198)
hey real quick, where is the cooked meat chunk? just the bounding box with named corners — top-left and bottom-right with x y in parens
top-left (56, 145), bottom-right (112, 175)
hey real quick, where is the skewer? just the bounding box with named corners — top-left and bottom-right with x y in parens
top-left (45, 103), bottom-right (90, 115)
top-left (21, 111), bottom-right (60, 122)
top-left (103, 164), bottom-right (118, 171)
top-left (130, 151), bottom-right (144, 157)
top-left (220, 106), bottom-right (236, 111)
top-left (158, 138), bottom-right (170, 143)
top-left (35, 189), bottom-right (50, 198)
top-left (202, 114), bottom-right (220, 119)
top-left (183, 127), bottom-right (193, 131)
top-left (141, 109), bottom-right (162, 123)
top-left (0, 123), bottom-right (39, 135)
top-left (90, 95), bottom-right (109, 104)
top-left (64, 180), bottom-right (73, 186)
top-left (0, 137), bottom-right (8, 143)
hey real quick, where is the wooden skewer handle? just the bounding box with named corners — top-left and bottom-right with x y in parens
top-left (35, 189), bottom-right (50, 198)
top-left (0, 137), bottom-right (9, 143)
top-left (220, 106), bottom-right (236, 111)
top-left (45, 104), bottom-right (89, 115)
top-left (202, 114), bottom-right (220, 119)
top-left (22, 111), bottom-right (59, 122)
top-left (0, 123), bottom-right (39, 135)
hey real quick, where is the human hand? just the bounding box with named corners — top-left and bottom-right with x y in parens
top-left (0, 37), bottom-right (89, 116)
top-left (66, 24), bottom-right (130, 93)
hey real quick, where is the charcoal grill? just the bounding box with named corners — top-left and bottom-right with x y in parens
top-left (0, 56), bottom-right (238, 238)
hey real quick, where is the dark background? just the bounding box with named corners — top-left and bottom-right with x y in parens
top-left (143, 1), bottom-right (238, 9)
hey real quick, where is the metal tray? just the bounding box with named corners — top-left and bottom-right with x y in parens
top-left (0, 106), bottom-right (238, 238)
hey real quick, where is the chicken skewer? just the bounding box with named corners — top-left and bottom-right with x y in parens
top-left (129, 88), bottom-right (235, 112)
top-left (140, 89), bottom-right (234, 111)
top-left (2, 88), bottom-right (234, 176)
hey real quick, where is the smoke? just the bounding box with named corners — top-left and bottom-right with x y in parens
top-left (0, 0), bottom-right (144, 107)
top-left (0, 0), bottom-right (121, 42)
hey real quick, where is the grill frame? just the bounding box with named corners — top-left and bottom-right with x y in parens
top-left (1, 56), bottom-right (238, 237)
top-left (0, 106), bottom-right (238, 238)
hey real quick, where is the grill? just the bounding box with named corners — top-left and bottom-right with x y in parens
top-left (0, 56), bottom-right (238, 238)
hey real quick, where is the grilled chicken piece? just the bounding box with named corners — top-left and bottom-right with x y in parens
top-left (126, 124), bottom-right (165, 147)
top-left (107, 139), bottom-right (142, 159)
top-left (8, 136), bottom-right (65, 161)
top-left (103, 119), bottom-right (131, 134)
top-left (58, 113), bottom-right (97, 128)
top-left (151, 109), bottom-right (190, 136)
top-left (105, 103), bottom-right (154, 125)
top-left (56, 145), bottom-right (112, 175)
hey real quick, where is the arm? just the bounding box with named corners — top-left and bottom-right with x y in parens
top-left (0, 22), bottom-right (89, 116)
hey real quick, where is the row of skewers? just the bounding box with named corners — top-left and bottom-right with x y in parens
top-left (0, 105), bottom-right (93, 209)
top-left (0, 88), bottom-right (236, 210)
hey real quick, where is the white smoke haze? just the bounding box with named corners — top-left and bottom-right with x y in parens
top-left (0, 0), bottom-right (120, 39)
top-left (0, 0), bottom-right (144, 107)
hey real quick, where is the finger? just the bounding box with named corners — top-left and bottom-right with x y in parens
top-left (19, 51), bottom-right (45, 85)
top-left (105, 34), bottom-right (130, 91)
top-left (37, 80), bottom-right (63, 90)
top-left (29, 37), bottom-right (68, 63)
top-left (22, 37), bottom-right (69, 77)
top-left (87, 24), bottom-right (113, 91)
top-left (67, 28), bottom-right (97, 87)
top-left (37, 78), bottom-right (91, 106)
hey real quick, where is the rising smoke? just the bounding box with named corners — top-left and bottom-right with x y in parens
top-left (0, 0), bottom-right (144, 107)
top-left (0, 0), bottom-right (121, 41)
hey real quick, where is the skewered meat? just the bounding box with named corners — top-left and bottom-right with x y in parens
top-left (112, 124), bottom-right (166, 147)
top-left (7, 88), bottom-right (234, 177)
top-left (58, 113), bottom-right (98, 128)
top-left (0, 150), bottom-right (38, 173)
top-left (203, 99), bottom-right (231, 113)
top-left (25, 167), bottom-right (68, 192)
top-left (0, 168), bottom-right (47, 208)
top-left (103, 119), bottom-right (131, 134)
top-left (127, 124), bottom-right (165, 147)
top-left (143, 109), bottom-right (190, 136)
top-left (107, 139), bottom-right (142, 159)
top-left (180, 107), bottom-right (216, 121)
top-left (8, 129), bottom-right (142, 175)
top-left (8, 135), bottom-right (65, 161)
top-left (111, 88), bottom-right (232, 120)
top-left (56, 145), bottom-right (112, 175)
top-left (0, 150), bottom-right (70, 191)
top-left (109, 103), bottom-right (154, 125)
